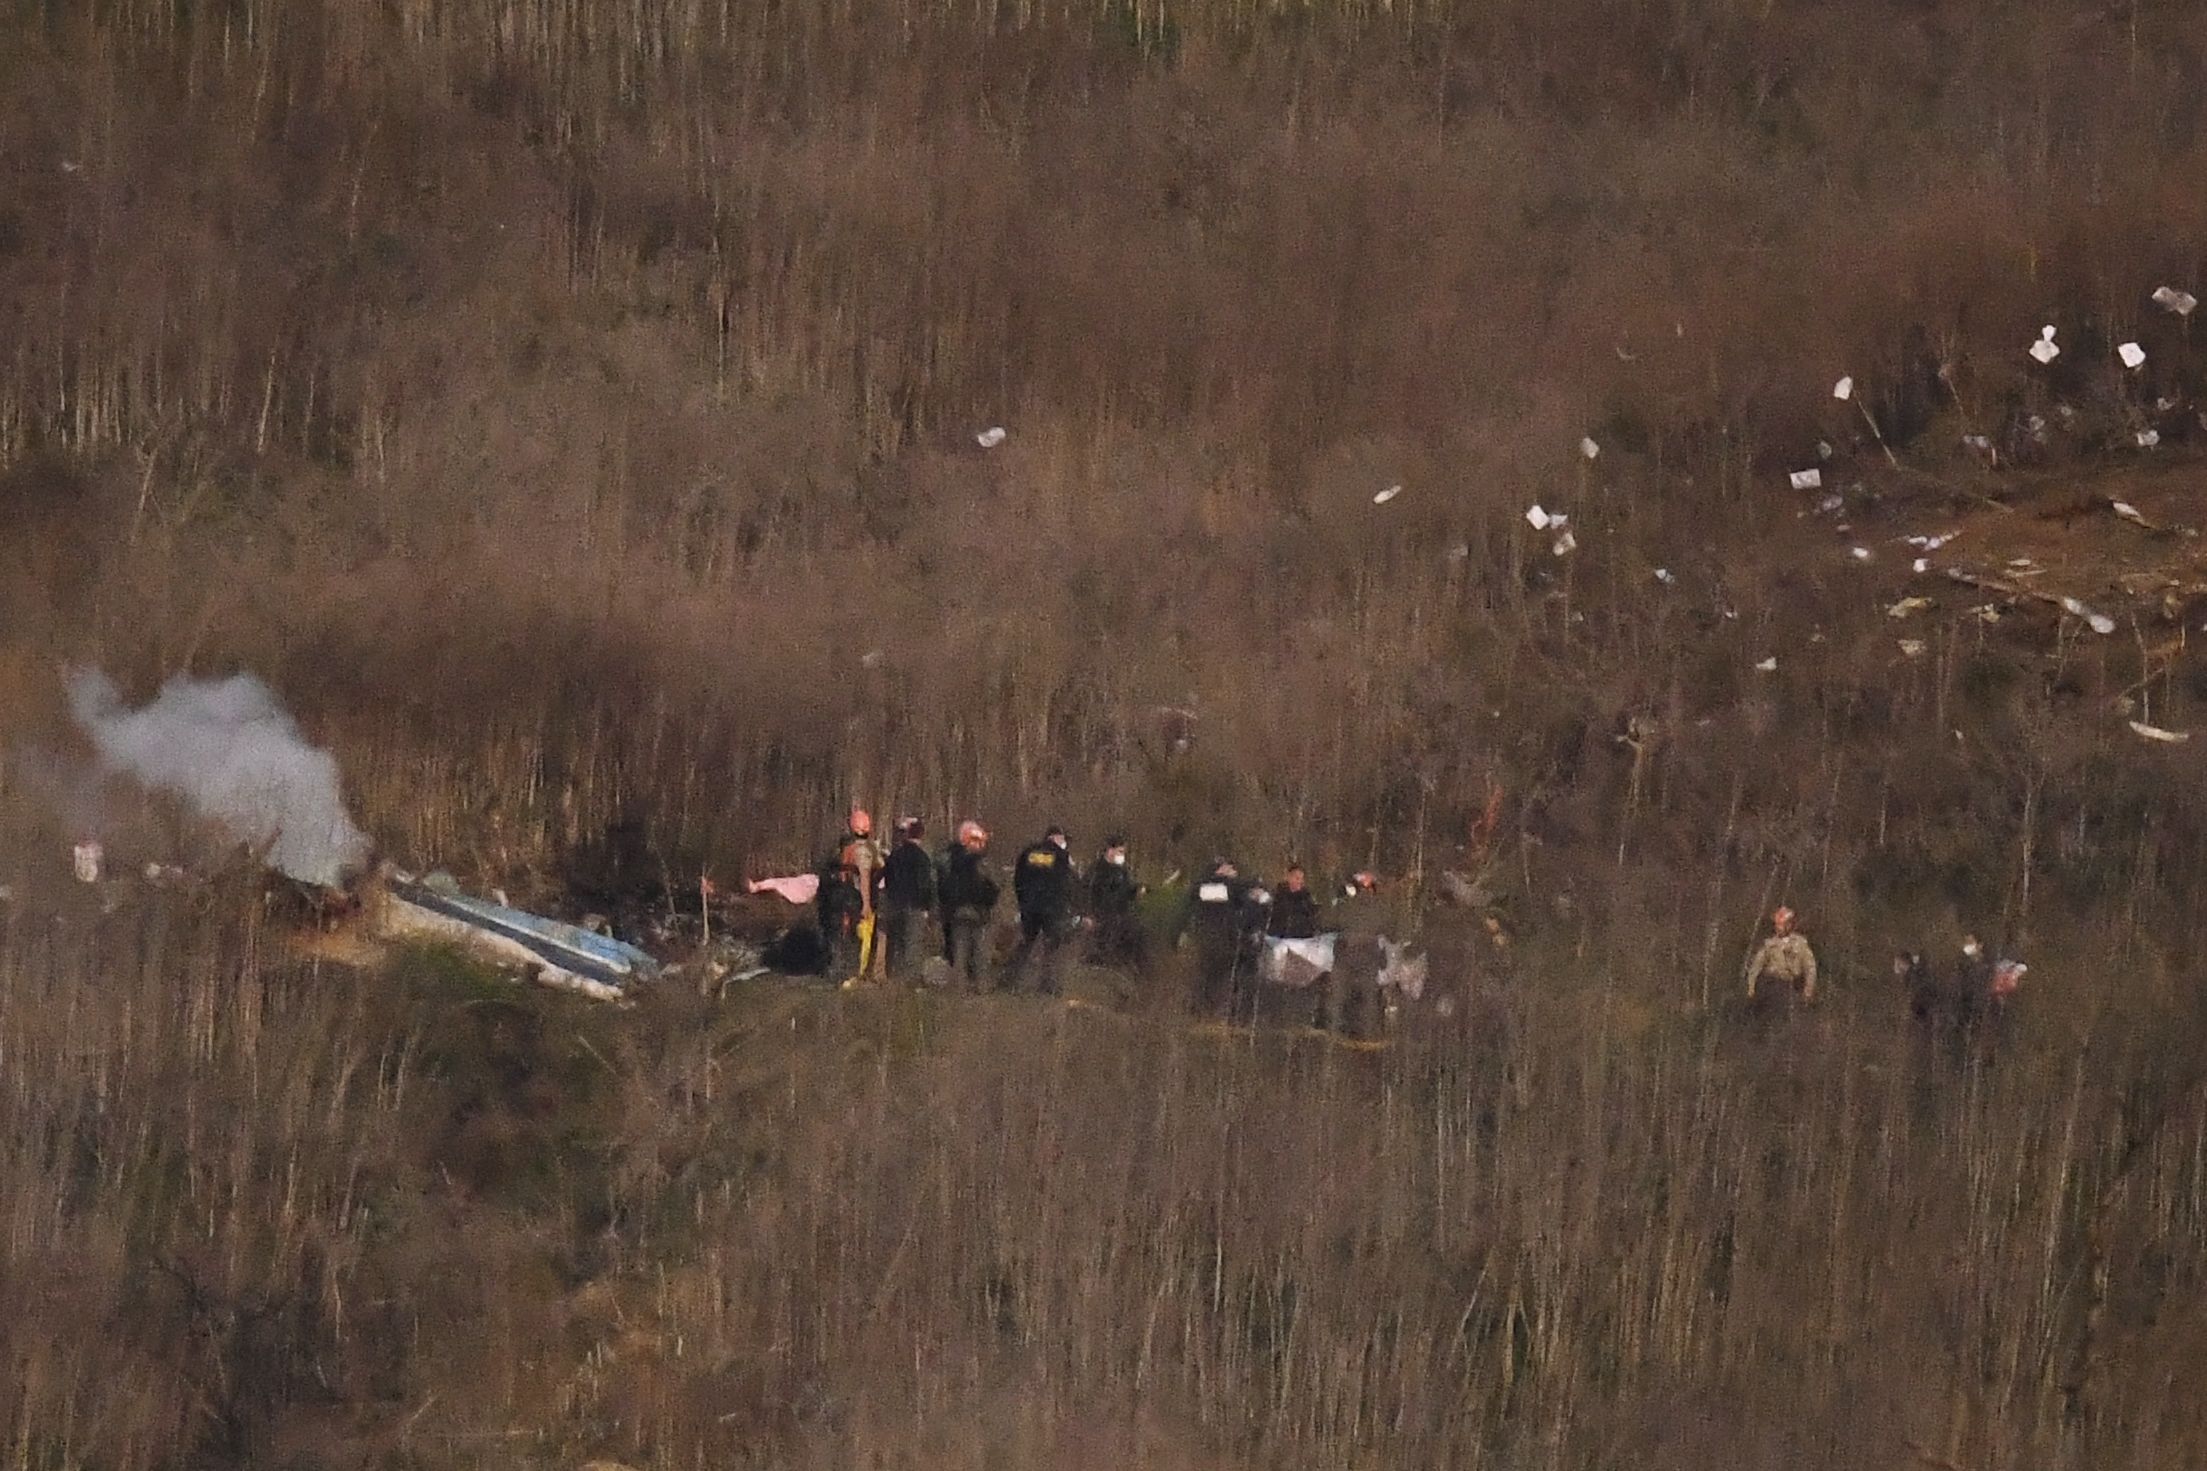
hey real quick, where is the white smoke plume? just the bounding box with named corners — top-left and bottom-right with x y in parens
top-left (66, 669), bottom-right (370, 887)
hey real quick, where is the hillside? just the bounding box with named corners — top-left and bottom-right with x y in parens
top-left (4, 2), bottom-right (2207, 1467)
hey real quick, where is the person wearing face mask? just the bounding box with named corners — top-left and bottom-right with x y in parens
top-left (1086, 835), bottom-right (1146, 968)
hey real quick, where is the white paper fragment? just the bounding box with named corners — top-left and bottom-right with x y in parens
top-left (1446, 543), bottom-right (1470, 563)
top-left (1903, 531), bottom-right (1960, 551)
top-left (2112, 501), bottom-right (2149, 527)
top-left (1526, 504), bottom-right (1552, 531)
top-left (1816, 440), bottom-right (1835, 461)
top-left (1373, 484), bottom-right (1403, 504)
top-left (2129, 720), bottom-right (2191, 744)
top-left (1579, 436), bottom-right (1601, 461)
top-left (1961, 433), bottom-right (1992, 453)
top-left (1833, 375), bottom-right (1854, 401)
top-left (2029, 338), bottom-right (2060, 365)
top-left (1898, 639), bottom-right (1927, 659)
top-left (2060, 596), bottom-right (2116, 635)
top-left (1789, 468), bottom-right (1824, 491)
top-left (1552, 530), bottom-right (1578, 556)
top-left (2119, 342), bottom-right (2147, 369)
top-left (1913, 558), bottom-right (1930, 574)
top-left (2042, 325), bottom-right (2058, 341)
top-left (1754, 657), bottom-right (1778, 673)
top-left (2135, 429), bottom-right (2161, 448)
top-left (2153, 286), bottom-right (2198, 316)
top-left (73, 841), bottom-right (102, 884)
top-left (1815, 493), bottom-right (1844, 515)
top-left (1653, 568), bottom-right (1676, 585)
top-left (2158, 396), bottom-right (2179, 413)
top-left (1850, 546), bottom-right (1873, 562)
top-left (1888, 597), bottom-right (1932, 619)
top-left (976, 426), bottom-right (1007, 448)
top-left (2007, 556), bottom-right (2038, 569)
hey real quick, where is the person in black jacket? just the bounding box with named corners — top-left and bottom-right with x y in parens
top-left (1008, 826), bottom-right (1077, 994)
top-left (1189, 859), bottom-right (1268, 1017)
top-left (815, 851), bottom-right (865, 981)
top-left (936, 821), bottom-right (999, 990)
top-left (877, 817), bottom-right (936, 983)
top-left (1267, 864), bottom-right (1320, 940)
top-left (1086, 835), bottom-right (1145, 968)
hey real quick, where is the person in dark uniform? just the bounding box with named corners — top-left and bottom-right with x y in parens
top-left (815, 851), bottom-right (865, 981)
top-left (1086, 834), bottom-right (1146, 968)
top-left (1267, 864), bottom-right (1320, 940)
top-left (877, 817), bottom-right (936, 982)
top-left (1326, 871), bottom-right (1385, 1036)
top-left (936, 821), bottom-right (998, 990)
top-left (1189, 859), bottom-right (1269, 1018)
top-left (1008, 826), bottom-right (1077, 994)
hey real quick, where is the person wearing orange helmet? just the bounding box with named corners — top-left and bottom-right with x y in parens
top-left (834, 807), bottom-right (886, 982)
top-left (1745, 905), bottom-right (1818, 1008)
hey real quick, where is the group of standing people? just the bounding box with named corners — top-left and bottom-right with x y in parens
top-left (808, 807), bottom-right (1391, 1027)
top-left (1743, 906), bottom-right (2027, 1050)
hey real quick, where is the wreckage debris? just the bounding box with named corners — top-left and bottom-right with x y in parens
top-left (1887, 596), bottom-right (1933, 619)
top-left (1579, 436), bottom-right (1601, 460)
top-left (377, 872), bottom-right (661, 1002)
top-left (2119, 342), bottom-right (2147, 369)
top-left (1373, 483), bottom-right (1404, 504)
top-left (2153, 286), bottom-right (2198, 316)
top-left (1833, 375), bottom-right (1854, 401)
top-left (976, 426), bottom-right (1007, 448)
top-left (2058, 596), bottom-right (2117, 635)
top-left (2128, 720), bottom-right (2190, 744)
top-left (1789, 468), bottom-right (1823, 491)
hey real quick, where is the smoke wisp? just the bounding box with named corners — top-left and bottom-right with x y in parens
top-left (66, 669), bottom-right (370, 887)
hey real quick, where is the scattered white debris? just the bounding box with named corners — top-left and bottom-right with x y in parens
top-left (1850, 546), bottom-right (1874, 562)
top-left (2137, 429), bottom-right (2161, 449)
top-left (2007, 556), bottom-right (2038, 569)
top-left (1653, 568), bottom-right (1676, 585)
top-left (1446, 543), bottom-right (1470, 564)
top-left (1833, 375), bottom-right (1854, 401)
top-left (2042, 325), bottom-right (2058, 341)
top-left (2156, 396), bottom-right (2179, 413)
top-left (2112, 501), bottom-right (2150, 527)
top-left (2128, 720), bottom-right (2191, 744)
top-left (60, 160), bottom-right (83, 175)
top-left (1888, 596), bottom-right (1933, 619)
top-left (1898, 639), bottom-right (1927, 659)
top-left (1903, 531), bottom-right (1960, 551)
top-left (1373, 484), bottom-right (1403, 504)
top-left (73, 840), bottom-right (103, 884)
top-left (1969, 605), bottom-right (2002, 625)
top-left (1552, 530), bottom-right (1578, 556)
top-left (1579, 437), bottom-right (1601, 461)
top-left (1962, 433), bottom-right (1993, 453)
top-left (1754, 657), bottom-right (1778, 673)
top-left (2029, 337), bottom-right (2060, 365)
top-left (2153, 286), bottom-right (2198, 316)
top-left (1817, 440), bottom-right (1835, 461)
top-left (1789, 468), bottom-right (1823, 491)
top-left (1912, 558), bottom-right (1930, 574)
top-left (859, 649), bottom-right (884, 669)
top-left (976, 426), bottom-right (1007, 448)
top-left (2119, 342), bottom-right (2147, 369)
top-left (2059, 596), bottom-right (2117, 635)
top-left (1814, 492), bottom-right (1844, 515)
top-left (1526, 504), bottom-right (1566, 531)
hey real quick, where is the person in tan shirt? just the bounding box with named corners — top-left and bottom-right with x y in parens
top-left (1745, 905), bottom-right (1818, 1005)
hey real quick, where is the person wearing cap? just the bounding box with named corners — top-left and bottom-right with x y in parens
top-left (1744, 906), bottom-right (1818, 1008)
top-left (876, 817), bottom-right (936, 983)
top-left (1086, 834), bottom-right (1146, 968)
top-left (936, 820), bottom-right (999, 989)
top-left (1009, 825), bottom-right (1078, 994)
top-left (1325, 870), bottom-right (1386, 1036)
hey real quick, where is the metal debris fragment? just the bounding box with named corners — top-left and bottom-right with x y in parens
top-left (1789, 468), bottom-right (1823, 491)
top-left (2119, 342), bottom-right (2147, 369)
top-left (2153, 285), bottom-right (2198, 316)
top-left (1887, 596), bottom-right (1932, 619)
top-left (2128, 720), bottom-right (2190, 744)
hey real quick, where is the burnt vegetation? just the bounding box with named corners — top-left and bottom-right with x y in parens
top-left (4, 0), bottom-right (2207, 1466)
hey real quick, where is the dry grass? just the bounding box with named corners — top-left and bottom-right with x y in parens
top-left (5, 1), bottom-right (2207, 1465)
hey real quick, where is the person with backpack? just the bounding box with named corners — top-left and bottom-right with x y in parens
top-left (877, 816), bottom-right (936, 983)
top-left (815, 850), bottom-right (866, 982)
top-left (936, 820), bottom-right (999, 990)
top-left (836, 808), bottom-right (885, 977)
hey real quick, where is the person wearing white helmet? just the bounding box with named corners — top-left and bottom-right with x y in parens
top-left (935, 819), bottom-right (998, 990)
top-left (1745, 905), bottom-right (1818, 1008)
